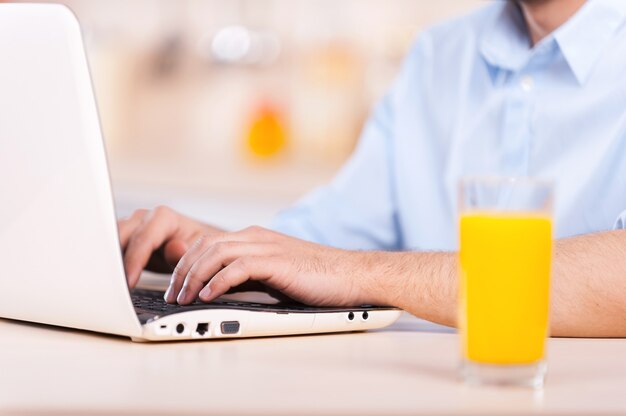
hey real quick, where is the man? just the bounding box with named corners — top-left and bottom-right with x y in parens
top-left (119, 0), bottom-right (626, 337)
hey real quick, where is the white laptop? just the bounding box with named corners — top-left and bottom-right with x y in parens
top-left (0, 4), bottom-right (401, 342)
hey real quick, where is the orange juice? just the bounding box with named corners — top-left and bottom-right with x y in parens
top-left (459, 213), bottom-right (551, 365)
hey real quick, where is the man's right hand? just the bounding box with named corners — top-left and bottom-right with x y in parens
top-left (118, 206), bottom-right (222, 288)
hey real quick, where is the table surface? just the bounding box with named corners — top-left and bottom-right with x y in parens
top-left (1, 278), bottom-right (626, 416)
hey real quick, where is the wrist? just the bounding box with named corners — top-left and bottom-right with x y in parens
top-left (352, 250), bottom-right (458, 322)
top-left (348, 251), bottom-right (406, 307)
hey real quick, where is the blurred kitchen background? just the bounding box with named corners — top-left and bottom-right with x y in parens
top-left (22, 0), bottom-right (484, 228)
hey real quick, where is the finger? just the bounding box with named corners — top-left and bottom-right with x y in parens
top-left (198, 256), bottom-right (280, 303)
top-left (165, 230), bottom-right (270, 303)
top-left (118, 209), bottom-right (147, 250)
top-left (165, 235), bottom-right (214, 303)
top-left (176, 242), bottom-right (279, 305)
top-left (124, 206), bottom-right (178, 287)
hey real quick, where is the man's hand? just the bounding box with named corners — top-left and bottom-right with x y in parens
top-left (118, 206), bottom-right (223, 288)
top-left (164, 226), bottom-right (384, 307)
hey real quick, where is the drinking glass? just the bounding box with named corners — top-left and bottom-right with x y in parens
top-left (458, 177), bottom-right (553, 388)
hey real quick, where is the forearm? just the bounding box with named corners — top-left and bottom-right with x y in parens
top-left (363, 251), bottom-right (458, 327)
top-left (550, 231), bottom-right (626, 337)
top-left (364, 231), bottom-right (626, 337)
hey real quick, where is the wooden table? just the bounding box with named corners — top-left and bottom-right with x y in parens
top-left (1, 285), bottom-right (625, 415)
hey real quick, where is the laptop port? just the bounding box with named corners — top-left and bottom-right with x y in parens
top-left (362, 311), bottom-right (369, 320)
top-left (176, 323), bottom-right (185, 334)
top-left (195, 322), bottom-right (209, 336)
top-left (220, 321), bottom-right (240, 335)
top-left (347, 312), bottom-right (355, 321)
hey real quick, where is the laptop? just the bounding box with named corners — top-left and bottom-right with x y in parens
top-left (0, 4), bottom-right (401, 342)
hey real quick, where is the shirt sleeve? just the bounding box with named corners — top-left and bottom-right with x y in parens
top-left (614, 210), bottom-right (626, 229)
top-left (269, 78), bottom-right (403, 251)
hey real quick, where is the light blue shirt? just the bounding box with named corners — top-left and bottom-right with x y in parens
top-left (272, 0), bottom-right (626, 251)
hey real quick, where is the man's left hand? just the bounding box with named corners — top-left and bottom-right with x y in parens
top-left (164, 226), bottom-right (384, 307)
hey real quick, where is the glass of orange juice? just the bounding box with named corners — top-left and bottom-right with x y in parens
top-left (458, 177), bottom-right (553, 389)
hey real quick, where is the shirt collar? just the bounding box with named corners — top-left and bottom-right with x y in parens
top-left (554, 0), bottom-right (626, 84)
top-left (480, 2), bottom-right (531, 74)
top-left (480, 0), bottom-right (626, 85)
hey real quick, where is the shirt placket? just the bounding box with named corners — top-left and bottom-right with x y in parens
top-left (500, 70), bottom-right (535, 177)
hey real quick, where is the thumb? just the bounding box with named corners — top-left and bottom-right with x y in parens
top-left (163, 240), bottom-right (189, 267)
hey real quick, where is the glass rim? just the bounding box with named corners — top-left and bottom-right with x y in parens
top-left (459, 176), bottom-right (554, 189)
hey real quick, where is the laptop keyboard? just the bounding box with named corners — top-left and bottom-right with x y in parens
top-left (130, 288), bottom-right (391, 324)
top-left (131, 289), bottom-right (269, 314)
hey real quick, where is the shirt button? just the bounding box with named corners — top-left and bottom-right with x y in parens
top-left (520, 75), bottom-right (534, 92)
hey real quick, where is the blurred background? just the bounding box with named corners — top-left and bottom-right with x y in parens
top-left (20, 0), bottom-right (484, 228)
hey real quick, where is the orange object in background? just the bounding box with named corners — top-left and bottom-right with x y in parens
top-left (245, 102), bottom-right (287, 159)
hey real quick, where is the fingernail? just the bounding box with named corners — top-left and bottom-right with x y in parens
top-left (164, 286), bottom-right (172, 302)
top-left (199, 286), bottom-right (211, 300)
top-left (177, 286), bottom-right (188, 304)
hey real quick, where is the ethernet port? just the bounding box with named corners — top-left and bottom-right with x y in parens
top-left (195, 322), bottom-right (209, 336)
